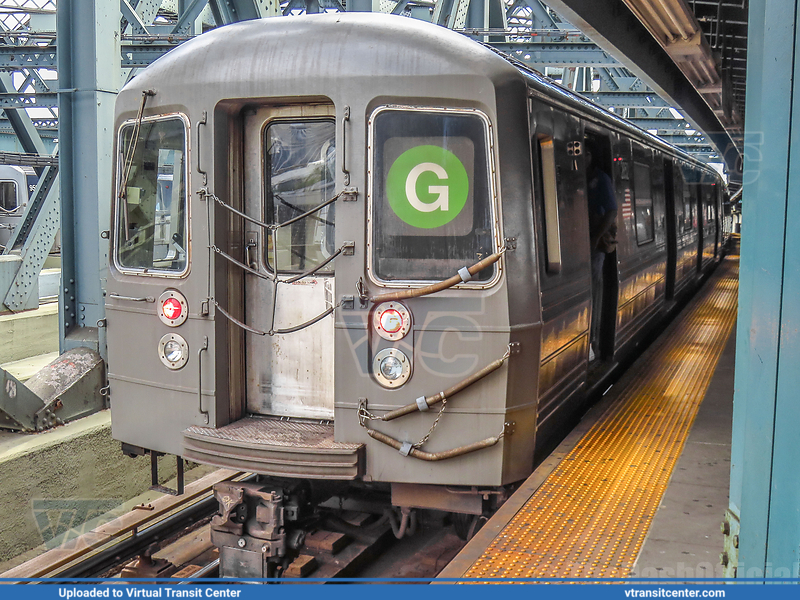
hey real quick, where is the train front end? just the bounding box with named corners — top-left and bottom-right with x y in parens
top-left (107, 14), bottom-right (542, 574)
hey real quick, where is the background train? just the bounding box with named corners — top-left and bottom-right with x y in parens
top-left (0, 165), bottom-right (38, 251)
top-left (106, 13), bottom-right (730, 576)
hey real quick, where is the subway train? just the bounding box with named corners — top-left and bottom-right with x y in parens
top-left (0, 165), bottom-right (38, 250)
top-left (106, 13), bottom-right (729, 576)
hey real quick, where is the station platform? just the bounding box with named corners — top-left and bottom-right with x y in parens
top-left (439, 254), bottom-right (739, 581)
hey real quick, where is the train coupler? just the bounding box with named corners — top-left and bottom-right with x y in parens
top-left (210, 481), bottom-right (306, 578)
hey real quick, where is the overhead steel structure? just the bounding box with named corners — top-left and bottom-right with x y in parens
top-left (0, 1), bottom-right (742, 165)
top-left (492, 3), bottom-right (721, 164)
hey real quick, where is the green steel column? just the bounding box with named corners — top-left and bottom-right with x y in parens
top-left (731, 0), bottom-right (800, 578)
top-left (56, 1), bottom-right (120, 357)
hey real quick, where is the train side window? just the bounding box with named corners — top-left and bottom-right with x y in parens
top-left (538, 136), bottom-right (562, 273)
top-left (633, 162), bottom-right (654, 244)
top-left (675, 191), bottom-right (685, 233)
top-left (683, 185), bottom-right (693, 231)
top-left (115, 115), bottom-right (188, 275)
top-left (0, 181), bottom-right (17, 211)
top-left (264, 120), bottom-right (336, 274)
top-left (673, 171), bottom-right (685, 232)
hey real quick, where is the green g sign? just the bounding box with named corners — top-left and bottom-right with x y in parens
top-left (386, 145), bottom-right (469, 229)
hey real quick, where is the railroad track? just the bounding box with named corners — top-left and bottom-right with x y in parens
top-left (2, 469), bottom-right (248, 580)
top-left (3, 469), bottom-right (465, 582)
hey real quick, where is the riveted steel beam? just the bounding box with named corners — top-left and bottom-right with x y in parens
top-left (583, 92), bottom-right (672, 109)
top-left (0, 92), bottom-right (58, 109)
top-left (121, 42), bottom-right (185, 67)
top-left (627, 118), bottom-right (692, 131)
top-left (491, 42), bottom-right (620, 67)
top-left (542, 0), bottom-right (740, 173)
top-left (0, 45), bottom-right (56, 68)
top-left (2, 164), bottom-right (59, 312)
top-left (58, 0), bottom-right (119, 356)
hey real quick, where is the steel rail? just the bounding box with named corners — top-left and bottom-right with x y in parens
top-left (1, 470), bottom-right (249, 581)
top-left (57, 496), bottom-right (219, 579)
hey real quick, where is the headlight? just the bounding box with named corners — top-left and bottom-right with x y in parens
top-left (373, 348), bottom-right (411, 388)
top-left (373, 302), bottom-right (411, 341)
top-left (158, 333), bottom-right (189, 370)
top-left (379, 355), bottom-right (404, 380)
top-left (164, 340), bottom-right (184, 363)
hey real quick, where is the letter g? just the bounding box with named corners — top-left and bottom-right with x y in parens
top-left (405, 162), bottom-right (449, 212)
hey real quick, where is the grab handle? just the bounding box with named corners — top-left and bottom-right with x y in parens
top-left (108, 293), bottom-right (155, 303)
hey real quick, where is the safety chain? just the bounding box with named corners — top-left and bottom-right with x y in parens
top-left (213, 299), bottom-right (340, 337)
top-left (202, 188), bottom-right (349, 336)
top-left (413, 398), bottom-right (447, 448)
top-left (358, 403), bottom-right (382, 427)
top-left (203, 189), bottom-right (342, 232)
top-left (358, 343), bottom-right (517, 451)
top-left (359, 398), bottom-right (447, 449)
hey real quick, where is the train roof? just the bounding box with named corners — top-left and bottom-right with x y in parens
top-left (120, 13), bottom-right (518, 104)
top-left (486, 46), bottom-right (719, 178)
top-left (120, 12), bottom-right (721, 183)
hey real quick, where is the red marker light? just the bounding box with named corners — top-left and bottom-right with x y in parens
top-left (379, 309), bottom-right (404, 334)
top-left (162, 297), bottom-right (183, 321)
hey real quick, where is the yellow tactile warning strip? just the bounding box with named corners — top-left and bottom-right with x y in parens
top-left (463, 256), bottom-right (739, 580)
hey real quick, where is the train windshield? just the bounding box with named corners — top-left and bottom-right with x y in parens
top-left (0, 181), bottom-right (17, 211)
top-left (264, 120), bottom-right (336, 273)
top-left (115, 116), bottom-right (187, 274)
top-left (369, 107), bottom-right (497, 284)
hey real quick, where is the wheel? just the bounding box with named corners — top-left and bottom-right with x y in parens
top-left (467, 515), bottom-right (488, 541)
top-left (452, 513), bottom-right (472, 541)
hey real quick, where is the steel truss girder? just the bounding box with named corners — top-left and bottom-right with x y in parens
top-left (0, 45), bottom-right (56, 68)
top-left (209, 0), bottom-right (281, 24)
top-left (0, 92), bottom-right (58, 109)
top-left (121, 42), bottom-right (186, 67)
top-left (541, 0), bottom-right (740, 173)
top-left (491, 42), bottom-right (619, 67)
top-left (2, 164), bottom-right (60, 312)
top-left (626, 118), bottom-right (692, 130)
top-left (583, 92), bottom-right (671, 109)
top-left (655, 134), bottom-right (710, 146)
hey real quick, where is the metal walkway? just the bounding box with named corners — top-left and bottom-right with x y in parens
top-left (440, 255), bottom-right (739, 580)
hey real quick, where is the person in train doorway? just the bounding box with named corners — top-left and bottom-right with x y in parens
top-left (585, 139), bottom-right (618, 362)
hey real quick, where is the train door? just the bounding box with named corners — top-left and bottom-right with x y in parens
top-left (243, 104), bottom-right (337, 420)
top-left (528, 101), bottom-right (593, 440)
top-left (663, 158), bottom-right (677, 301)
top-left (584, 130), bottom-right (618, 361)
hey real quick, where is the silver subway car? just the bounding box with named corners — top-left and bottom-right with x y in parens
top-left (107, 14), bottom-right (726, 574)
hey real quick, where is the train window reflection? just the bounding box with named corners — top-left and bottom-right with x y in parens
top-left (0, 181), bottom-right (17, 212)
top-left (116, 116), bottom-right (187, 274)
top-left (633, 162), bottom-right (654, 244)
top-left (264, 120), bottom-right (336, 274)
top-left (369, 107), bottom-right (497, 284)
